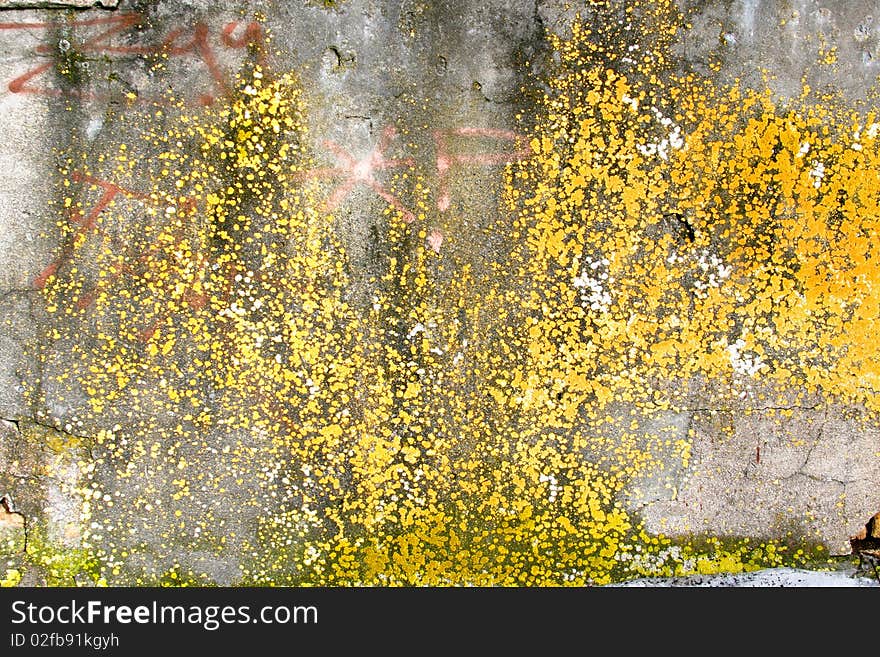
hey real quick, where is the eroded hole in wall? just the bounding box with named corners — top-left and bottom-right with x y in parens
top-left (851, 511), bottom-right (880, 543)
top-left (0, 494), bottom-right (25, 530)
top-left (851, 511), bottom-right (880, 582)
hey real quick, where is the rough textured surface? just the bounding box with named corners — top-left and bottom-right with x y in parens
top-left (0, 0), bottom-right (878, 586)
top-left (628, 396), bottom-right (880, 555)
top-left (0, 1), bottom-right (117, 8)
top-left (614, 565), bottom-right (880, 587)
top-left (676, 0), bottom-right (880, 103)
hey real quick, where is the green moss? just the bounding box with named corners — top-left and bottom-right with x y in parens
top-left (18, 527), bottom-right (105, 587)
top-left (0, 568), bottom-right (22, 587)
top-left (55, 47), bottom-right (89, 88)
top-left (611, 530), bottom-right (839, 583)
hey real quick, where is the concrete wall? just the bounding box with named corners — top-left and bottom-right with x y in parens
top-left (0, 0), bottom-right (878, 586)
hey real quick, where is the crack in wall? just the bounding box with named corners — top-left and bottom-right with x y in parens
top-left (684, 404), bottom-right (823, 413)
top-left (27, 417), bottom-right (94, 448)
top-left (795, 407), bottom-right (826, 475)
top-left (2, 414), bottom-right (94, 557)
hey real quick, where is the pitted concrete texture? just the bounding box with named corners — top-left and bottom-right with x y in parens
top-left (0, 1), bottom-right (118, 8)
top-left (676, 0), bottom-right (880, 103)
top-left (633, 403), bottom-right (880, 555)
top-left (1, 417), bottom-right (91, 587)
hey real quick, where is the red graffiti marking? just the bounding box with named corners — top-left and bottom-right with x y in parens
top-left (426, 229), bottom-right (443, 254)
top-left (433, 128), bottom-right (530, 211)
top-left (138, 257), bottom-right (290, 345)
top-left (0, 15), bottom-right (132, 32)
top-left (295, 126), bottom-right (417, 222)
top-left (33, 171), bottom-right (148, 290)
top-left (33, 124), bottom-right (534, 341)
top-left (0, 13), bottom-right (263, 105)
top-left (220, 21), bottom-right (264, 49)
top-left (34, 172), bottom-right (205, 335)
top-left (3, 14), bottom-right (139, 97)
top-left (136, 245), bottom-right (210, 343)
top-left (34, 172), bottom-right (308, 345)
top-left (295, 125), bottom-right (530, 218)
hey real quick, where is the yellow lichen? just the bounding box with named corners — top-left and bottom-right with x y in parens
top-left (20, 3), bottom-right (870, 587)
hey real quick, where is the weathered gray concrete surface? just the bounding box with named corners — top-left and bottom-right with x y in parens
top-left (0, 0), bottom-right (878, 586)
top-left (611, 373), bottom-right (880, 556)
top-left (677, 0), bottom-right (880, 104)
top-left (1, 2), bottom-right (117, 8)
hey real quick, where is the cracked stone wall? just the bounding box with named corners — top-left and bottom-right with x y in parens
top-left (0, 0), bottom-right (879, 586)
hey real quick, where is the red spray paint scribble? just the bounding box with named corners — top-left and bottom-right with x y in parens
top-left (33, 171), bottom-right (147, 290)
top-left (295, 126), bottom-right (530, 219)
top-left (34, 172), bottom-right (295, 345)
top-left (5, 13), bottom-right (141, 98)
top-left (433, 128), bottom-right (530, 211)
top-left (295, 125), bottom-right (417, 222)
top-left (33, 125), bottom-right (535, 341)
top-left (0, 13), bottom-right (264, 105)
top-left (33, 172), bottom-right (206, 333)
top-left (426, 229), bottom-right (443, 254)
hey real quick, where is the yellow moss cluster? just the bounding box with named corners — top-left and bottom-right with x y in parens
top-left (0, 569), bottom-right (22, 587)
top-left (503, 4), bottom-right (880, 416)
